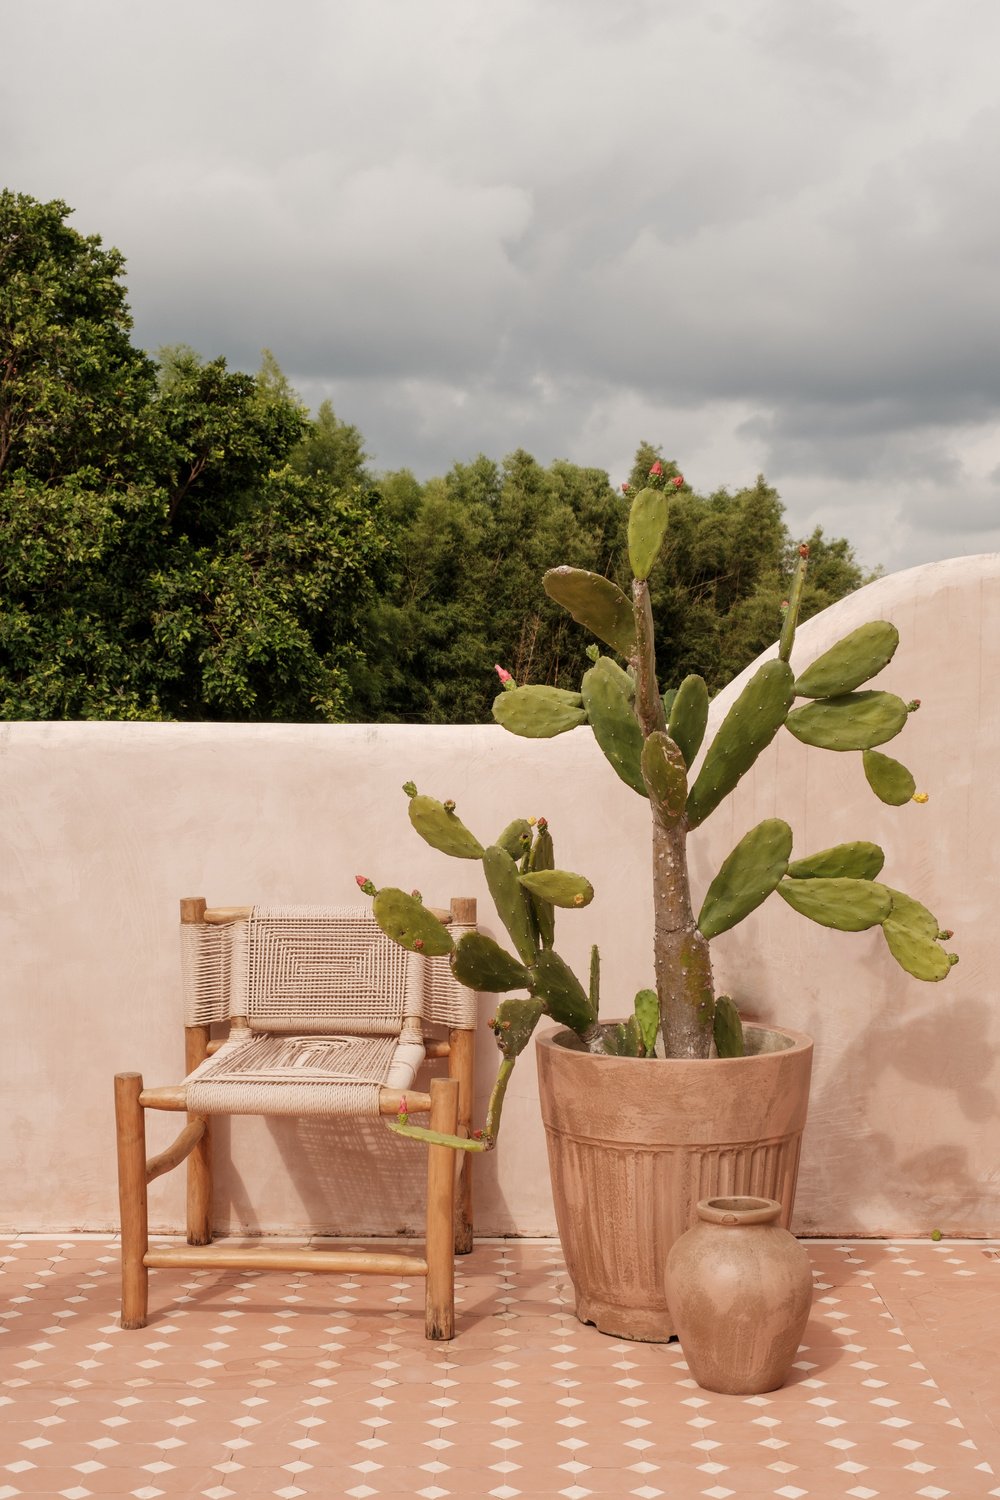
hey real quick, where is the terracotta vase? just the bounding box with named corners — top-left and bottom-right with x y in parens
top-left (535, 1023), bottom-right (813, 1341)
top-left (664, 1195), bottom-right (814, 1394)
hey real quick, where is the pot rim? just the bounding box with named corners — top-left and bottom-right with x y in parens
top-left (537, 1021), bottom-right (814, 1064)
top-left (697, 1195), bottom-right (784, 1226)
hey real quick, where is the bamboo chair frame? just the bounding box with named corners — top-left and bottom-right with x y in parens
top-left (114, 895), bottom-right (477, 1340)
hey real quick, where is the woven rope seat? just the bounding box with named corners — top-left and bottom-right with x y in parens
top-left (114, 896), bottom-right (479, 1340)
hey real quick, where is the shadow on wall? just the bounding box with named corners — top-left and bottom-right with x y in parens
top-left (206, 1059), bottom-right (515, 1239)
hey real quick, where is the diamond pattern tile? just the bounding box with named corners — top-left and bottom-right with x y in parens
top-left (0, 1237), bottom-right (998, 1497)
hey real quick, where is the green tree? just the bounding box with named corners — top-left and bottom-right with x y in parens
top-left (289, 398), bottom-right (369, 492)
top-left (0, 194), bottom-right (395, 722)
top-left (0, 190), bottom-right (157, 484)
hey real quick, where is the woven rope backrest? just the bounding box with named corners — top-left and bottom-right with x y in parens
top-left (181, 920), bottom-right (233, 1028)
top-left (181, 904), bottom-right (478, 1033)
top-left (240, 906), bottom-right (422, 1036)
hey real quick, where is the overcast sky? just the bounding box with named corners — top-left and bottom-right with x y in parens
top-left (6, 0), bottom-right (1000, 574)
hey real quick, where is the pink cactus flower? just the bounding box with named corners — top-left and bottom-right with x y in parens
top-left (673, 474), bottom-right (684, 488)
top-left (494, 664), bottom-right (512, 684)
top-left (649, 460), bottom-right (663, 477)
top-left (355, 874), bottom-right (367, 888)
top-left (621, 482), bottom-right (630, 494)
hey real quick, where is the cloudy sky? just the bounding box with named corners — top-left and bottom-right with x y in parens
top-left (6, 0), bottom-right (1000, 573)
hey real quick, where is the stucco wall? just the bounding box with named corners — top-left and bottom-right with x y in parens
top-left (2, 554), bottom-right (997, 1237)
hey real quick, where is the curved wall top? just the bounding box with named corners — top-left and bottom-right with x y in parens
top-left (687, 553), bottom-right (999, 1234)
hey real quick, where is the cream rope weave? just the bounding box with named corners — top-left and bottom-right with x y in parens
top-left (180, 904), bottom-right (473, 1117)
top-left (184, 1031), bottom-right (424, 1117)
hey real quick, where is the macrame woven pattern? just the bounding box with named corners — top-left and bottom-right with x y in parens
top-left (181, 921), bottom-right (233, 1027)
top-left (179, 903), bottom-right (476, 1115)
top-left (184, 1030), bottom-right (423, 1117)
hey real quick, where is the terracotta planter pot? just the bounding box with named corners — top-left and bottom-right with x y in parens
top-left (535, 1023), bottom-right (813, 1341)
top-left (664, 1195), bottom-right (814, 1394)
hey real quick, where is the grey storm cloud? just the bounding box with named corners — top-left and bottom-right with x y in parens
top-left (4, 0), bottom-right (1000, 573)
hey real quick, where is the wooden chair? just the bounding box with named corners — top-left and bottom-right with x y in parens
top-left (114, 896), bottom-right (477, 1339)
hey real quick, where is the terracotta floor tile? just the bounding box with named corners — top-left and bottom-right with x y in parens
top-left (3, 1236), bottom-right (1000, 1499)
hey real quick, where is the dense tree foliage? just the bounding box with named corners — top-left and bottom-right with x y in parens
top-left (0, 192), bottom-right (395, 720)
top-left (351, 446), bottom-right (872, 723)
top-left (1, 191), bottom-right (873, 723)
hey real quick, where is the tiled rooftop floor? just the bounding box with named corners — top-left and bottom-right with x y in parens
top-left (2, 1235), bottom-right (998, 1499)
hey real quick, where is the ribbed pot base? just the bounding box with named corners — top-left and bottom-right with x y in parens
top-left (536, 1024), bottom-right (814, 1343)
top-left (575, 1292), bottom-right (676, 1342)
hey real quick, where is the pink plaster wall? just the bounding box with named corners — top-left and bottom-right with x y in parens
top-left (1, 554), bottom-right (996, 1237)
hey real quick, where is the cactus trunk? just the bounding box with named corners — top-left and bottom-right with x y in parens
top-left (651, 814), bottom-right (716, 1057)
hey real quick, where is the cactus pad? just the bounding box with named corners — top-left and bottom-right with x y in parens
top-left (372, 888), bottom-right (455, 956)
top-left (668, 674), bottom-right (710, 768)
top-left (863, 748), bottom-right (917, 805)
top-left (627, 486), bottom-right (669, 581)
top-left (641, 731), bottom-right (688, 826)
top-left (779, 548), bottom-right (809, 662)
top-left (496, 818), bottom-right (534, 859)
top-left (777, 875), bottom-right (892, 930)
top-left (881, 888), bottom-right (957, 981)
top-left (408, 794), bottom-right (486, 859)
top-left (543, 566), bottom-right (636, 657)
top-left (527, 823), bottom-right (556, 948)
top-left (492, 683), bottom-right (588, 739)
top-left (794, 621), bottom-right (900, 699)
top-left (490, 996), bottom-right (545, 1058)
top-left (713, 994), bottom-right (745, 1057)
top-left (582, 656), bottom-right (647, 797)
top-left (633, 987), bottom-right (659, 1055)
top-left (787, 841), bottom-right (886, 881)
top-left (483, 845), bottom-right (538, 964)
top-left (451, 931), bottom-right (531, 992)
top-left (519, 868), bottom-right (594, 908)
top-left (686, 659), bottom-right (796, 828)
top-left (697, 818), bottom-right (793, 940)
top-left (530, 948), bottom-right (597, 1031)
top-left (785, 690), bottom-right (909, 751)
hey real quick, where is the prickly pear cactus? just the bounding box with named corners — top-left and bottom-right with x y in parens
top-left (364, 454), bottom-right (955, 1151)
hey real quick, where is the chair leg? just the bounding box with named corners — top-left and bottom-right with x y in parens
top-left (114, 1072), bottom-right (149, 1330)
top-left (449, 1028), bottom-right (475, 1254)
top-left (184, 1025), bottom-right (213, 1245)
top-left (425, 1076), bottom-right (460, 1340)
top-left (186, 1117), bottom-right (212, 1245)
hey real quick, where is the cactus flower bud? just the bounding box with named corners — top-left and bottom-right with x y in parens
top-left (487, 1016), bottom-right (496, 1029)
top-left (472, 1128), bottom-right (484, 1140)
top-left (912, 791), bottom-right (929, 803)
top-left (621, 481), bottom-right (630, 494)
top-left (779, 599), bottom-right (789, 614)
top-left (907, 700), bottom-right (921, 713)
top-left (355, 875), bottom-right (377, 896)
top-left (410, 889), bottom-right (422, 902)
top-left (413, 938), bottom-right (424, 951)
top-left (494, 663), bottom-right (517, 691)
top-left (938, 929), bottom-right (953, 940)
top-left (443, 799), bottom-right (456, 813)
top-left (537, 816), bottom-right (548, 830)
top-left (527, 815), bottom-right (537, 826)
top-left (402, 780), bottom-right (418, 798)
top-left (673, 474), bottom-right (684, 487)
top-left (798, 543), bottom-right (810, 558)
top-left (649, 460), bottom-right (663, 477)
